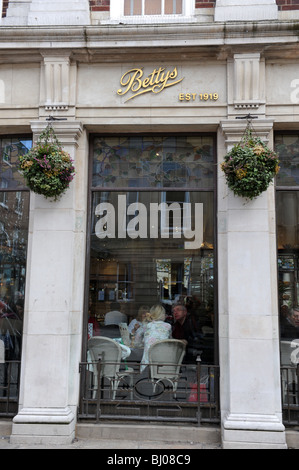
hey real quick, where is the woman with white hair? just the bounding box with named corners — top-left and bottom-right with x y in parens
top-left (140, 304), bottom-right (171, 372)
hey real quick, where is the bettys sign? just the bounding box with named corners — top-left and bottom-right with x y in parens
top-left (117, 66), bottom-right (184, 102)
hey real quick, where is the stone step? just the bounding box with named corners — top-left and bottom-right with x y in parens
top-left (76, 422), bottom-right (221, 446)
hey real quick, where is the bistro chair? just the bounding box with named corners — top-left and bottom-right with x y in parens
top-left (280, 340), bottom-right (299, 405)
top-left (148, 339), bottom-right (186, 397)
top-left (88, 336), bottom-right (133, 400)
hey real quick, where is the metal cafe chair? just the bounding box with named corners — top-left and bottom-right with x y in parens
top-left (88, 336), bottom-right (134, 400)
top-left (148, 339), bottom-right (186, 397)
top-left (280, 340), bottom-right (299, 405)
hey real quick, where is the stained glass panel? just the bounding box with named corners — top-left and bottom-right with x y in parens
top-left (92, 135), bottom-right (214, 189)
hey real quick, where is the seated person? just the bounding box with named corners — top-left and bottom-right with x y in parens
top-left (140, 304), bottom-right (172, 372)
top-left (104, 302), bottom-right (127, 326)
top-left (172, 304), bottom-right (193, 341)
top-left (128, 305), bottom-right (150, 334)
top-left (281, 306), bottom-right (299, 340)
top-left (172, 303), bottom-right (203, 362)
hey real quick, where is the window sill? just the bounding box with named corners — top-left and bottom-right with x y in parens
top-left (102, 15), bottom-right (196, 25)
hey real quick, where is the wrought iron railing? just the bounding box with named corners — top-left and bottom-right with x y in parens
top-left (78, 358), bottom-right (220, 425)
top-left (0, 361), bottom-right (21, 417)
top-left (281, 364), bottom-right (299, 426)
top-left (0, 359), bottom-right (297, 429)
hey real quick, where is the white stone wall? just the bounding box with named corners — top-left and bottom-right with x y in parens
top-left (215, 0), bottom-right (278, 21)
top-left (0, 7), bottom-right (297, 448)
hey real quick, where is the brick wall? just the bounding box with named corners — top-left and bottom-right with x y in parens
top-left (89, 0), bottom-right (110, 12)
top-left (88, 0), bottom-right (299, 12)
top-left (2, 1), bottom-right (299, 18)
top-left (2, 0), bottom-right (9, 18)
top-left (276, 0), bottom-right (299, 10)
top-left (195, 1), bottom-right (216, 7)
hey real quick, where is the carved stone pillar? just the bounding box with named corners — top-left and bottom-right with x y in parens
top-left (39, 53), bottom-right (76, 117)
top-left (217, 119), bottom-right (287, 449)
top-left (10, 120), bottom-right (88, 445)
top-left (227, 53), bottom-right (265, 118)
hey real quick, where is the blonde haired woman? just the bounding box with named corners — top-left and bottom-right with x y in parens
top-left (140, 304), bottom-right (172, 372)
top-left (128, 305), bottom-right (149, 334)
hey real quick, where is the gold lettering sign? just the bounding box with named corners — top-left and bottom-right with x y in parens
top-left (117, 67), bottom-right (184, 102)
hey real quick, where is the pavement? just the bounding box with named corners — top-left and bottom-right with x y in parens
top-left (0, 434), bottom-right (222, 449)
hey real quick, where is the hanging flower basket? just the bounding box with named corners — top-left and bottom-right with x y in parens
top-left (19, 124), bottom-right (75, 201)
top-left (220, 128), bottom-right (280, 200)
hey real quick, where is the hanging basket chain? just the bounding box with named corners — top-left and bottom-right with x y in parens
top-left (36, 123), bottom-right (62, 148)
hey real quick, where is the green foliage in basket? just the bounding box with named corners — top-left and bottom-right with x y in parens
top-left (221, 132), bottom-right (279, 200)
top-left (19, 125), bottom-right (75, 201)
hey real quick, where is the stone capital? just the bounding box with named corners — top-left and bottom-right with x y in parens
top-left (30, 120), bottom-right (83, 147)
top-left (220, 118), bottom-right (274, 148)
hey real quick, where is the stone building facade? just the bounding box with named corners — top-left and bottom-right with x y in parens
top-left (0, 0), bottom-right (298, 449)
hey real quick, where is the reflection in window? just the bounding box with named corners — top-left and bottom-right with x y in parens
top-left (0, 136), bottom-right (31, 190)
top-left (275, 133), bottom-right (299, 187)
top-left (88, 190), bottom-right (215, 365)
top-left (276, 190), bottom-right (299, 414)
top-left (0, 135), bottom-right (31, 372)
top-left (0, 191), bottom-right (29, 362)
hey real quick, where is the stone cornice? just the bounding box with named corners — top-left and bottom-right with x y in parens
top-left (0, 20), bottom-right (298, 51)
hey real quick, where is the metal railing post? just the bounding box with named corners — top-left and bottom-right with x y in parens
top-left (96, 354), bottom-right (103, 423)
top-left (196, 355), bottom-right (201, 426)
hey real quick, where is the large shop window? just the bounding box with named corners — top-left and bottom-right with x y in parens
top-left (87, 135), bottom-right (216, 367)
top-left (0, 136), bottom-right (31, 368)
top-left (275, 133), bottom-right (299, 418)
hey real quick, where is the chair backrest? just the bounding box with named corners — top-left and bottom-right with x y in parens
top-left (280, 340), bottom-right (293, 365)
top-left (119, 322), bottom-right (131, 346)
top-left (0, 339), bottom-right (4, 364)
top-left (88, 336), bottom-right (122, 378)
top-left (280, 339), bottom-right (299, 365)
top-left (148, 339), bottom-right (186, 379)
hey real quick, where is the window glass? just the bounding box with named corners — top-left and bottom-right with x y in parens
top-left (275, 134), bottom-right (299, 187)
top-left (276, 132), bottom-right (299, 420)
top-left (0, 190), bottom-right (29, 363)
top-left (276, 191), bottom-right (299, 415)
top-left (88, 190), bottom-right (215, 365)
top-left (124, 0), bottom-right (182, 16)
top-left (0, 136), bottom-right (32, 190)
top-left (165, 0), bottom-right (182, 14)
top-left (144, 0), bottom-right (161, 15)
top-left (0, 135), bottom-right (31, 376)
top-left (92, 135), bottom-right (214, 189)
top-left (124, 0), bottom-right (142, 15)
top-left (89, 134), bottom-right (216, 367)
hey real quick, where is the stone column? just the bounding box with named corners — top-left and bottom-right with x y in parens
top-left (218, 119), bottom-right (287, 449)
top-left (214, 0), bottom-right (278, 22)
top-left (10, 120), bottom-right (88, 445)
